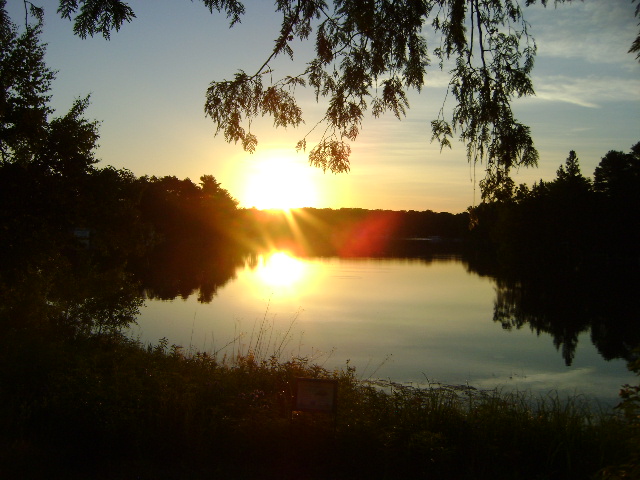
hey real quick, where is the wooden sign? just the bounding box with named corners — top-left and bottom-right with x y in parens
top-left (293, 378), bottom-right (338, 414)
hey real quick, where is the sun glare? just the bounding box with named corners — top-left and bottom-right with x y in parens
top-left (257, 252), bottom-right (306, 288)
top-left (241, 151), bottom-right (320, 210)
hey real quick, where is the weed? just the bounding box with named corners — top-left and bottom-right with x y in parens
top-left (0, 328), bottom-right (633, 479)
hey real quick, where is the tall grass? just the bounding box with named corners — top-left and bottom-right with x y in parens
top-left (0, 323), bottom-right (634, 479)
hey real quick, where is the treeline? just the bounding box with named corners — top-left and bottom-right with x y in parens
top-left (3, 142), bottom-right (638, 279)
top-left (240, 207), bottom-right (469, 256)
top-left (462, 144), bottom-right (640, 367)
top-left (1, 161), bottom-right (472, 272)
top-left (0, 166), bottom-right (239, 268)
top-left (138, 174), bottom-right (239, 246)
top-left (467, 144), bottom-right (640, 277)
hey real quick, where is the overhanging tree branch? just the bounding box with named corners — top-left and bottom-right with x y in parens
top-left (45, 0), bottom-right (640, 197)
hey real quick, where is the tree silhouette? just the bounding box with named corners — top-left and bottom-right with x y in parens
top-left (48, 0), bottom-right (638, 199)
top-left (593, 142), bottom-right (640, 262)
top-left (594, 142), bottom-right (640, 202)
top-left (0, 2), bottom-right (54, 164)
top-left (555, 151), bottom-right (587, 185)
top-left (0, 3), bottom-right (154, 336)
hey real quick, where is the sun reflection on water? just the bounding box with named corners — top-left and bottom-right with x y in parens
top-left (256, 251), bottom-right (307, 289)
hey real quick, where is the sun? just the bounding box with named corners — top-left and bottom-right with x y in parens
top-left (240, 150), bottom-right (320, 210)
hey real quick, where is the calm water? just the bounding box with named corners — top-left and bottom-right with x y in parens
top-left (129, 252), bottom-right (634, 405)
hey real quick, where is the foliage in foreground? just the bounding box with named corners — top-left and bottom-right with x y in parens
top-left (0, 330), bottom-right (634, 480)
top-left (600, 353), bottom-right (640, 480)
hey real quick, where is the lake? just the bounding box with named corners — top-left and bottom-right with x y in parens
top-left (129, 250), bottom-right (635, 405)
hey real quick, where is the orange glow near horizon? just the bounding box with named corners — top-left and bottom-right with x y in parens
top-left (240, 151), bottom-right (320, 211)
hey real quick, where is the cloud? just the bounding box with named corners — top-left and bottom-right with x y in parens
top-left (423, 70), bottom-right (455, 89)
top-left (472, 366), bottom-right (628, 404)
top-left (527, 0), bottom-right (638, 68)
top-left (528, 75), bottom-right (640, 107)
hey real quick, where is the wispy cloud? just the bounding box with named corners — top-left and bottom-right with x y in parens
top-left (527, 0), bottom-right (638, 68)
top-left (529, 75), bottom-right (640, 107)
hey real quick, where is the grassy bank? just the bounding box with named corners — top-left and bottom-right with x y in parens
top-left (0, 330), bottom-right (636, 480)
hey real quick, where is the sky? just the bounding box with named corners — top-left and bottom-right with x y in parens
top-left (7, 0), bottom-right (640, 213)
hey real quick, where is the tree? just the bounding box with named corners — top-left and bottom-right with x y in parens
top-left (593, 142), bottom-right (640, 202)
top-left (48, 0), bottom-right (639, 198)
top-left (200, 174), bottom-right (239, 209)
top-left (137, 175), bottom-right (239, 245)
top-left (556, 150), bottom-right (582, 182)
top-left (592, 142), bottom-right (640, 261)
top-left (0, 2), bottom-right (150, 271)
top-left (199, 174), bottom-right (240, 234)
top-left (0, 1), bottom-right (54, 165)
top-left (546, 150), bottom-right (593, 261)
top-left (0, 4), bottom-right (152, 337)
top-left (551, 150), bottom-right (591, 195)
top-left (1, 1), bottom-right (100, 176)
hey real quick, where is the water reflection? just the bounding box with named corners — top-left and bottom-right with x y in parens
top-left (492, 265), bottom-right (639, 367)
top-left (256, 252), bottom-right (307, 289)
top-left (131, 248), bottom-right (637, 403)
top-left (1, 254), bottom-right (142, 338)
top-left (11, 226), bottom-right (623, 404)
top-left (130, 240), bottom-right (246, 303)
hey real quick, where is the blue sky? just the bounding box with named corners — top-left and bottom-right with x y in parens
top-left (8, 0), bottom-right (640, 212)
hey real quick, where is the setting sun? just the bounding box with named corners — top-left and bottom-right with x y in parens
top-left (240, 150), bottom-right (319, 210)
